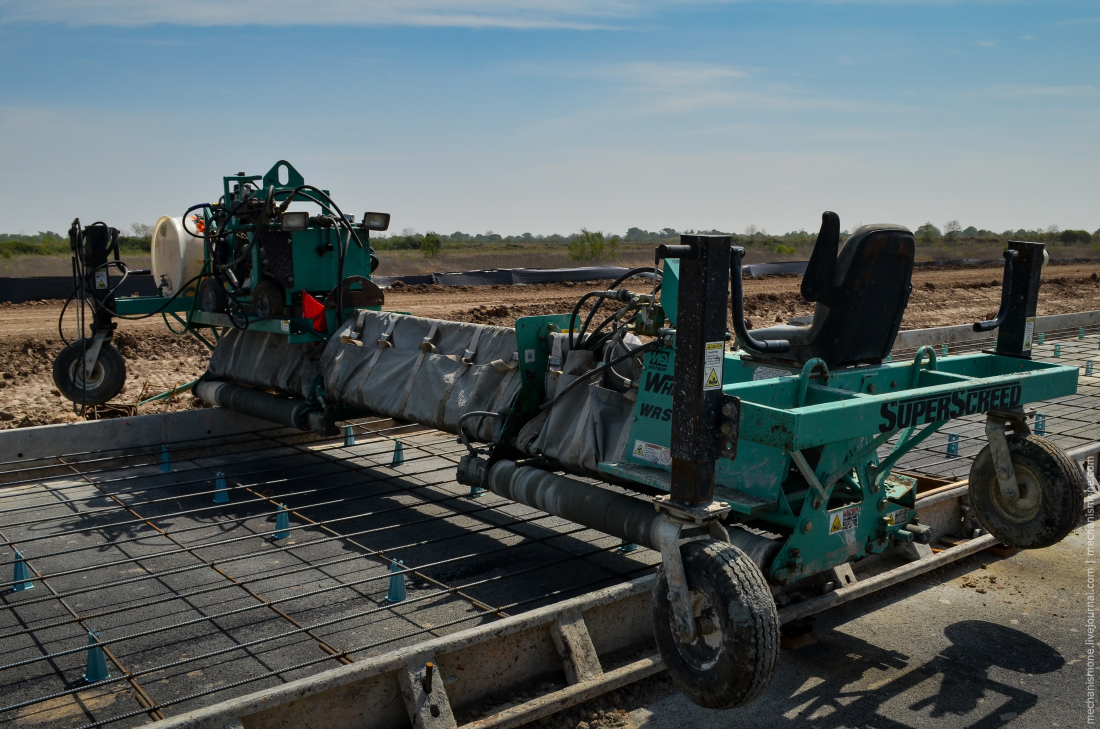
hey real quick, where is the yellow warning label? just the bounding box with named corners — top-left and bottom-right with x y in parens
top-left (632, 439), bottom-right (672, 466)
top-left (885, 508), bottom-right (908, 526)
top-left (829, 506), bottom-right (859, 534)
top-left (702, 341), bottom-right (723, 391)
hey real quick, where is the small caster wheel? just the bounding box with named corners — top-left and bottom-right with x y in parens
top-left (52, 340), bottom-right (126, 406)
top-left (969, 434), bottom-right (1085, 549)
top-left (198, 277), bottom-right (228, 313)
top-left (251, 280), bottom-right (286, 319)
top-left (651, 540), bottom-right (780, 709)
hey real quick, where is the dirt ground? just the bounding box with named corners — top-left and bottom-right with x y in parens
top-left (1, 262), bottom-right (1098, 430)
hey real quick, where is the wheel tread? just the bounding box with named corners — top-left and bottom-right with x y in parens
top-left (968, 434), bottom-right (1085, 549)
top-left (651, 539), bottom-right (780, 709)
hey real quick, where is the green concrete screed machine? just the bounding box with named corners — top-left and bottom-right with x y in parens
top-left (52, 160), bottom-right (390, 415)
top-left (53, 163), bottom-right (1085, 710)
top-left (454, 216), bottom-right (1084, 708)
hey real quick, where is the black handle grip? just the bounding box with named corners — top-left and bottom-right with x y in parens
top-left (973, 249), bottom-right (1018, 332)
top-left (655, 243), bottom-right (698, 261)
top-left (730, 247), bottom-right (790, 353)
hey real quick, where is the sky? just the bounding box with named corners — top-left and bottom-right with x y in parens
top-left (0, 1), bottom-right (1097, 238)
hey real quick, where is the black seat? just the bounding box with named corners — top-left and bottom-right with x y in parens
top-left (745, 212), bottom-right (915, 368)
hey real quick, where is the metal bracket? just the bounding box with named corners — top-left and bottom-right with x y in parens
top-left (790, 450), bottom-right (829, 503)
top-left (985, 415), bottom-right (1020, 501)
top-left (653, 494), bottom-right (731, 524)
top-left (989, 408), bottom-right (1033, 436)
top-left (83, 332), bottom-right (107, 378)
top-left (654, 517), bottom-right (696, 644)
top-left (718, 394), bottom-right (740, 460)
top-left (652, 497), bottom-right (731, 645)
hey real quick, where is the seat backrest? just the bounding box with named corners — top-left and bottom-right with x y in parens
top-left (811, 223), bottom-right (915, 365)
top-left (801, 211), bottom-right (840, 304)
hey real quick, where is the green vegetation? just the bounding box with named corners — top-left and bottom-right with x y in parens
top-left (568, 229), bottom-right (620, 262)
top-left (420, 231), bottom-right (442, 258)
top-left (0, 225), bottom-right (152, 260)
top-left (2, 221), bottom-right (1097, 269)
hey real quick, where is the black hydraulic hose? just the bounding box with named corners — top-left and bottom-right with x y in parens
top-left (585, 281), bottom-right (663, 348)
top-left (457, 410), bottom-right (507, 452)
top-left (218, 184), bottom-right (274, 273)
top-left (568, 266), bottom-right (660, 350)
top-left (584, 304), bottom-right (639, 353)
top-left (586, 317), bottom-right (637, 355)
top-left (291, 185), bottom-right (362, 317)
top-left (70, 219), bottom-right (88, 412)
top-left (608, 265), bottom-right (660, 291)
top-left (730, 246), bottom-right (790, 354)
top-left (973, 249), bottom-right (1018, 332)
top-left (97, 260), bottom-right (131, 302)
top-left (539, 339), bottom-right (661, 413)
top-left (181, 203), bottom-right (214, 239)
top-left (567, 291), bottom-right (604, 350)
top-left (92, 272), bottom-right (206, 320)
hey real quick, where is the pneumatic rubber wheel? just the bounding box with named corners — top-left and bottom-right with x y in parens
top-left (651, 540), bottom-right (780, 709)
top-left (198, 278), bottom-right (228, 313)
top-left (968, 434), bottom-right (1085, 549)
top-left (251, 280), bottom-right (286, 319)
top-left (52, 340), bottom-right (126, 406)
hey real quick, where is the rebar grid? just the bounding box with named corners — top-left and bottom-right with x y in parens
top-left (3, 324), bottom-right (1097, 728)
top-left (0, 421), bottom-right (659, 729)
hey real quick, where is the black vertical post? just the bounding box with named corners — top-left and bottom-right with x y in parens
top-left (996, 240), bottom-right (1044, 358)
top-left (669, 234), bottom-right (731, 506)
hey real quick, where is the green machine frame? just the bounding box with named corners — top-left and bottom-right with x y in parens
top-left (113, 160), bottom-right (386, 347)
top-left (501, 239), bottom-right (1078, 584)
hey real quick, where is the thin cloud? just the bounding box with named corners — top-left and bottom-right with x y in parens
top-left (531, 60), bottom-right (900, 125)
top-left (1, 1), bottom-right (1030, 29)
top-left (1050, 16), bottom-right (1100, 28)
top-left (608, 61), bottom-right (749, 89)
top-left (974, 40), bottom-right (995, 48)
top-left (0, 0), bottom-right (656, 29)
top-left (986, 84), bottom-right (1099, 99)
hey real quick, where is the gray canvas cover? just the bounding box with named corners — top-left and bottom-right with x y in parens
top-left (515, 345), bottom-right (637, 478)
top-left (320, 311), bottom-right (521, 442)
top-left (206, 312), bottom-right (638, 479)
top-left (206, 328), bottom-right (321, 398)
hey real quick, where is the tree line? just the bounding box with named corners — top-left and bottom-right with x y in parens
top-left (4, 221), bottom-right (1098, 264)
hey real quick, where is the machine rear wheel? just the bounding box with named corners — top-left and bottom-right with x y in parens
top-left (651, 539), bottom-right (779, 709)
top-left (198, 278), bottom-right (228, 313)
top-left (52, 340), bottom-right (126, 406)
top-left (969, 435), bottom-right (1084, 549)
top-left (251, 280), bottom-right (286, 319)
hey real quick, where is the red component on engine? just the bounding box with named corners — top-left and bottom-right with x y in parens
top-left (302, 292), bottom-right (327, 332)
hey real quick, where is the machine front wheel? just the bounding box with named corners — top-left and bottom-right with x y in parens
top-left (651, 539), bottom-right (780, 709)
top-left (52, 340), bottom-right (126, 406)
top-left (969, 435), bottom-right (1084, 549)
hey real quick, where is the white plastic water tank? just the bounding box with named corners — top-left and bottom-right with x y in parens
top-left (151, 216), bottom-right (205, 297)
